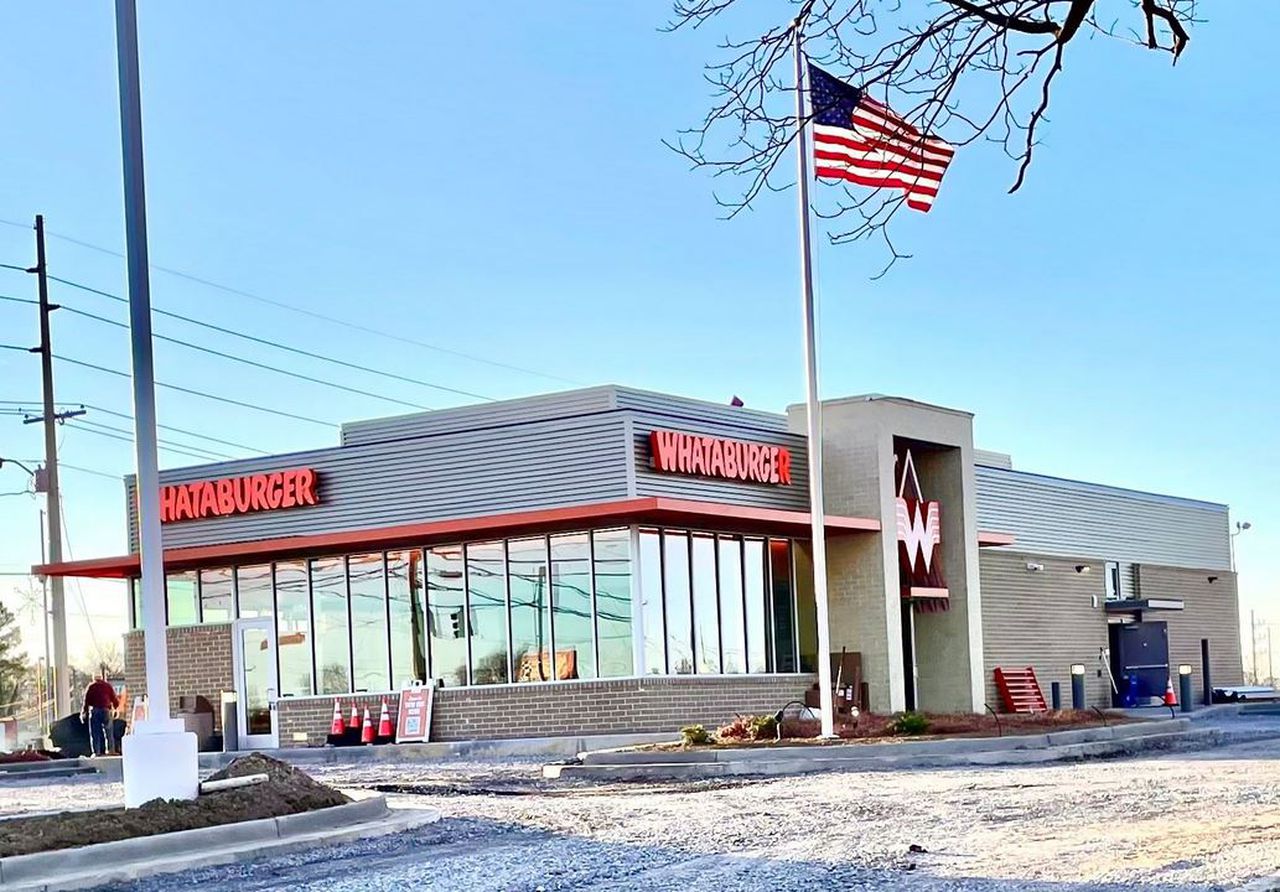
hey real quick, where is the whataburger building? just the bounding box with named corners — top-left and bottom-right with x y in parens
top-left (37, 386), bottom-right (1244, 748)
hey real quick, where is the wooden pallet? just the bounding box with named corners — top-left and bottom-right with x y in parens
top-left (994, 666), bottom-right (1048, 714)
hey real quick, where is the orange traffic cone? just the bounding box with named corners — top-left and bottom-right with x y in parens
top-left (330, 699), bottom-right (345, 736)
top-left (1163, 677), bottom-right (1177, 707)
top-left (348, 701), bottom-right (360, 730)
top-left (377, 699), bottom-right (393, 739)
top-left (360, 707), bottom-right (375, 745)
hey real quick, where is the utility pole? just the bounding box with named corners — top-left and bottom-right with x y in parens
top-left (27, 214), bottom-right (72, 719)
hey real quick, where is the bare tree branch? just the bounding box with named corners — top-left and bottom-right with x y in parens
top-left (667, 0), bottom-right (1197, 269)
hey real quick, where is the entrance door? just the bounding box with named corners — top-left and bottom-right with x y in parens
top-left (232, 618), bottom-right (279, 749)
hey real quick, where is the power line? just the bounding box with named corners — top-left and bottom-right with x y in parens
top-left (12, 458), bottom-right (121, 481)
top-left (79, 404), bottom-right (271, 455)
top-left (63, 420), bottom-right (234, 463)
top-left (0, 262), bottom-right (31, 273)
top-left (49, 275), bottom-right (494, 403)
top-left (53, 354), bottom-right (338, 428)
top-left (56, 301), bottom-right (436, 412)
top-left (0, 293), bottom-right (37, 306)
top-left (0, 219), bottom-right (580, 385)
top-left (70, 417), bottom-right (234, 461)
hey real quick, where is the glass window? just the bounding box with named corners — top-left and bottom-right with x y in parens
top-left (638, 530), bottom-right (665, 675)
top-left (199, 568), bottom-right (234, 624)
top-left (592, 529), bottom-right (633, 678)
top-left (691, 534), bottom-right (721, 674)
top-left (130, 578), bottom-right (141, 630)
top-left (551, 532), bottom-right (594, 681)
top-left (718, 537), bottom-right (746, 674)
top-left (466, 541), bottom-right (509, 685)
top-left (426, 545), bottom-right (468, 686)
top-left (663, 532), bottom-right (694, 674)
top-left (793, 542), bottom-right (819, 673)
top-left (770, 540), bottom-right (798, 673)
top-left (509, 536), bottom-right (552, 682)
top-left (236, 564), bottom-right (273, 619)
top-left (388, 550), bottom-right (426, 688)
top-left (348, 553), bottom-right (389, 693)
top-left (165, 571), bottom-right (197, 626)
top-left (311, 557), bottom-right (350, 695)
top-left (744, 538), bottom-right (770, 673)
top-left (274, 560), bottom-right (312, 696)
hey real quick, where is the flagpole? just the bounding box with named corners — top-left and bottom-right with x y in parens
top-left (792, 16), bottom-right (836, 739)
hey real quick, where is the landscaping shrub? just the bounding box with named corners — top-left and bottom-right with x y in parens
top-left (749, 713), bottom-right (778, 740)
top-left (680, 724), bottom-right (711, 746)
top-left (890, 711), bottom-right (931, 736)
top-left (714, 714), bottom-right (780, 743)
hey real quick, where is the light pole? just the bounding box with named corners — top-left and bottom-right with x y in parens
top-left (1230, 520), bottom-right (1251, 574)
top-left (113, 0), bottom-right (198, 807)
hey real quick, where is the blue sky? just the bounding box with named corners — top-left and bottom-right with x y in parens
top-left (0, 2), bottom-right (1275, 673)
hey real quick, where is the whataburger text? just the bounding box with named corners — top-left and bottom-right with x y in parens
top-left (160, 468), bottom-right (319, 523)
top-left (649, 430), bottom-right (792, 485)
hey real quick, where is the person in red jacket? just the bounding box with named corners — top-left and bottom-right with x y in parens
top-left (81, 671), bottom-right (119, 757)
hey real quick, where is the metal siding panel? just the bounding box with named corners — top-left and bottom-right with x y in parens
top-left (339, 386), bottom-right (619, 447)
top-left (629, 415), bottom-right (810, 511)
top-left (975, 466), bottom-right (1230, 571)
top-left (135, 415), bottom-right (630, 549)
top-left (1138, 565), bottom-right (1243, 697)
top-left (979, 551), bottom-right (1112, 709)
top-left (613, 387), bottom-right (791, 434)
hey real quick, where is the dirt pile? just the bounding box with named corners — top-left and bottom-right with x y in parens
top-left (0, 754), bottom-right (350, 858)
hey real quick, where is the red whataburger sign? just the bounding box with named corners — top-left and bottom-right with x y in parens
top-left (650, 430), bottom-right (792, 485)
top-left (160, 468), bottom-right (319, 524)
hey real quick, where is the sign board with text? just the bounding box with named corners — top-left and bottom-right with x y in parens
top-left (160, 468), bottom-right (319, 524)
top-left (649, 430), bottom-right (792, 486)
top-left (394, 683), bottom-right (435, 744)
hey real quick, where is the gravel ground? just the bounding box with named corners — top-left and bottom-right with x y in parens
top-left (10, 716), bottom-right (1280, 891)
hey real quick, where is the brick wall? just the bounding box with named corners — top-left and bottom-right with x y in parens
top-left (279, 674), bottom-right (816, 746)
top-left (122, 625), bottom-right (235, 730)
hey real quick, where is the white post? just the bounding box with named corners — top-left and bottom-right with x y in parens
top-left (793, 20), bottom-right (836, 739)
top-left (115, 0), bottom-right (198, 807)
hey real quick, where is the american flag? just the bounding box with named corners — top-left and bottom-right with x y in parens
top-left (807, 64), bottom-right (955, 213)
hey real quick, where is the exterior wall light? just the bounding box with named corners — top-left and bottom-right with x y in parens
top-left (1026, 562), bottom-right (1045, 573)
top-left (1074, 565), bottom-right (1090, 574)
top-left (1070, 664), bottom-right (1086, 676)
top-left (1178, 664), bottom-right (1193, 676)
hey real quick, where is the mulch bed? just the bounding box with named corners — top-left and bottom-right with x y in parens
top-left (0, 754), bottom-right (350, 858)
top-left (647, 709), bottom-right (1137, 752)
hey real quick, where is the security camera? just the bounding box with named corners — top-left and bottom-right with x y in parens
top-left (1207, 576), bottom-right (1219, 584)
top-left (1074, 565), bottom-right (1090, 574)
top-left (1025, 562), bottom-right (1045, 573)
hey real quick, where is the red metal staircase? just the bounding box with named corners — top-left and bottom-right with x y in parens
top-left (994, 666), bottom-right (1049, 714)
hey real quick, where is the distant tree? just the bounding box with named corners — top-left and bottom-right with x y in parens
top-left (0, 603), bottom-right (27, 715)
top-left (668, 0), bottom-right (1196, 265)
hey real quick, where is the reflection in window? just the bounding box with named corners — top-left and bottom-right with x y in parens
top-left (466, 541), bottom-right (509, 685)
top-left (509, 537), bottom-right (551, 682)
top-left (274, 560), bottom-right (312, 696)
top-left (426, 545), bottom-right (468, 686)
top-left (551, 533), bottom-right (594, 680)
top-left (593, 529), bottom-right (633, 678)
top-left (793, 542), bottom-right (818, 673)
top-left (769, 540), bottom-right (798, 673)
top-left (236, 564), bottom-right (273, 619)
top-left (744, 539), bottom-right (770, 673)
top-left (349, 553), bottom-right (389, 692)
top-left (717, 538), bottom-right (745, 674)
top-left (638, 530), bottom-right (664, 675)
top-left (129, 578), bottom-right (142, 630)
top-left (663, 532), bottom-right (694, 674)
top-left (311, 557), bottom-right (350, 695)
top-left (691, 534), bottom-right (721, 674)
top-left (165, 571), bottom-right (197, 626)
top-left (199, 568), bottom-right (233, 624)
top-left (388, 550), bottom-right (426, 688)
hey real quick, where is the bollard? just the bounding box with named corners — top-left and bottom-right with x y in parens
top-left (1201, 638), bottom-right (1212, 706)
top-left (1179, 665), bottom-right (1193, 713)
top-left (1070, 664), bottom-right (1086, 710)
top-left (1050, 681), bottom-right (1062, 710)
top-left (221, 691), bottom-right (239, 753)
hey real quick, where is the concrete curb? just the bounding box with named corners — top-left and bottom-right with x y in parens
top-left (544, 722), bottom-right (1280, 782)
top-left (1238, 874), bottom-right (1280, 892)
top-left (0, 795), bottom-right (440, 891)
